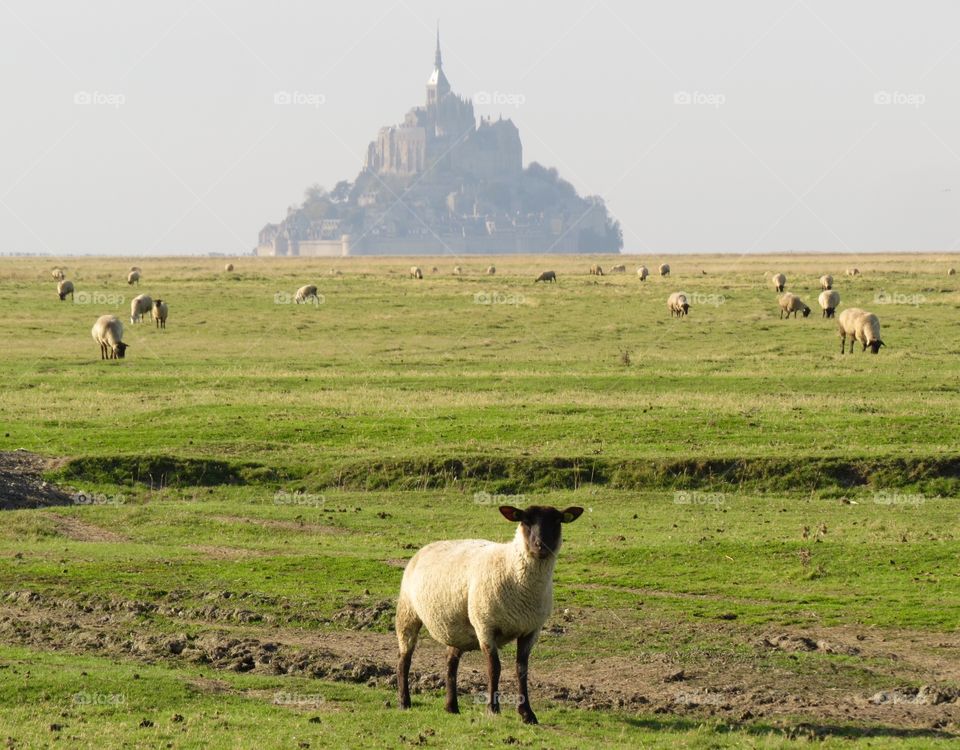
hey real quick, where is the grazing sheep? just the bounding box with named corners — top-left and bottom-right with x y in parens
top-left (410, 266), bottom-right (423, 279)
top-left (778, 292), bottom-right (810, 319)
top-left (818, 289), bottom-right (840, 319)
top-left (152, 299), bottom-right (169, 329)
top-left (589, 264), bottom-right (604, 276)
top-left (486, 265), bottom-right (496, 276)
top-left (855, 312), bottom-right (885, 354)
top-left (225, 263), bottom-right (234, 272)
top-left (949, 268), bottom-right (957, 276)
top-left (397, 505), bottom-right (584, 724)
top-left (431, 266), bottom-right (439, 273)
top-left (845, 268), bottom-right (861, 277)
top-left (609, 264), bottom-right (626, 273)
top-left (637, 265), bottom-right (649, 281)
top-left (91, 315), bottom-right (128, 360)
top-left (294, 284), bottom-right (319, 304)
top-left (453, 266), bottom-right (463, 276)
top-left (535, 270), bottom-right (557, 283)
top-left (51, 268), bottom-right (65, 281)
top-left (667, 292), bottom-right (690, 317)
top-left (819, 274), bottom-right (833, 290)
top-left (329, 268), bottom-right (343, 276)
top-left (837, 307), bottom-right (865, 353)
top-left (659, 263), bottom-right (670, 277)
top-left (772, 273), bottom-right (786, 293)
top-left (57, 280), bottom-right (74, 301)
top-left (127, 270), bottom-right (140, 286)
top-left (130, 294), bottom-right (153, 323)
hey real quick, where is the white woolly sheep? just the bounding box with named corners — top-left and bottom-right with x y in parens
top-left (130, 294), bottom-right (153, 323)
top-left (818, 289), bottom-right (840, 318)
top-left (535, 270), bottom-right (557, 283)
top-left (819, 274), bottom-right (833, 290)
top-left (225, 263), bottom-right (234, 272)
top-left (589, 264), bottom-right (604, 276)
top-left (57, 279), bottom-right (74, 301)
top-left (486, 265), bottom-right (496, 275)
top-left (609, 264), bottom-right (626, 273)
top-left (127, 270), bottom-right (140, 286)
top-left (91, 314), bottom-right (128, 359)
top-left (51, 268), bottom-right (65, 281)
top-left (637, 266), bottom-right (649, 281)
top-left (397, 505), bottom-right (583, 724)
top-left (855, 312), bottom-right (885, 354)
top-left (845, 267), bottom-right (860, 277)
top-left (659, 263), bottom-right (670, 276)
top-left (837, 307), bottom-right (865, 353)
top-left (667, 292), bottom-right (689, 317)
top-left (152, 299), bottom-right (169, 329)
top-left (453, 266), bottom-right (463, 276)
top-left (294, 284), bottom-right (319, 304)
top-left (772, 273), bottom-right (786, 293)
top-left (410, 266), bottom-right (423, 279)
top-left (778, 292), bottom-right (810, 319)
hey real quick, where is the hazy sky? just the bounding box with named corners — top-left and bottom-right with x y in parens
top-left (2, 1), bottom-right (960, 255)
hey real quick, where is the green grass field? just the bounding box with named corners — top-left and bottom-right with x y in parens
top-left (0, 253), bottom-right (958, 748)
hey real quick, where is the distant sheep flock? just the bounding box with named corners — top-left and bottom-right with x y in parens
top-left (43, 258), bottom-right (940, 361)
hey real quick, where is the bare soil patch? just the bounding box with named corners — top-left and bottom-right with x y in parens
top-left (0, 591), bottom-right (956, 739)
top-left (0, 450), bottom-right (73, 510)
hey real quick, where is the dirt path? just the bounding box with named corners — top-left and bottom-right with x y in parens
top-left (0, 591), bottom-right (956, 740)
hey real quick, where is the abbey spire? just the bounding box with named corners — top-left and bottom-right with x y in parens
top-left (426, 23), bottom-right (450, 106)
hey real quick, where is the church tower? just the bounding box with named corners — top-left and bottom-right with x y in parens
top-left (426, 25), bottom-right (450, 108)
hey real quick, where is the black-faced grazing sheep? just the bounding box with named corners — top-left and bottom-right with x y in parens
top-left (57, 280), bottom-right (74, 301)
top-left (837, 307), bottom-right (865, 353)
top-left (819, 274), bottom-right (833, 290)
top-left (535, 270), bottom-right (557, 283)
top-left (637, 266), bottom-right (649, 281)
top-left (818, 289), bottom-right (840, 318)
top-left (778, 292), bottom-right (810, 319)
top-left (410, 266), bottom-right (423, 279)
top-left (855, 312), bottom-right (885, 354)
top-left (397, 505), bottom-right (583, 725)
top-left (659, 263), bottom-right (670, 276)
top-left (294, 285), bottom-right (319, 304)
top-left (667, 292), bottom-right (689, 317)
top-left (130, 294), bottom-right (153, 323)
top-left (91, 315), bottom-right (128, 359)
top-left (589, 264), bottom-right (603, 276)
top-left (771, 273), bottom-right (786, 293)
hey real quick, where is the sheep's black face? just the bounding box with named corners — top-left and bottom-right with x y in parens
top-left (868, 340), bottom-right (884, 354)
top-left (500, 505), bottom-right (584, 560)
top-left (802, 308), bottom-right (811, 318)
top-left (682, 303), bottom-right (689, 315)
top-left (115, 342), bottom-right (128, 359)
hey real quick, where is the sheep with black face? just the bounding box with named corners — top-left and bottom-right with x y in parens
top-left (396, 504), bottom-right (583, 725)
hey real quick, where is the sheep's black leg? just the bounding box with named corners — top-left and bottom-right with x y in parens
top-left (444, 646), bottom-right (463, 714)
top-left (398, 650), bottom-right (414, 709)
top-left (481, 643), bottom-right (501, 715)
top-left (515, 632), bottom-right (538, 724)
top-left (445, 646), bottom-right (461, 714)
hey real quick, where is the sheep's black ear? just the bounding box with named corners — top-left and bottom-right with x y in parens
top-left (561, 507), bottom-right (584, 523)
top-left (879, 340), bottom-right (885, 347)
top-left (499, 506), bottom-right (525, 523)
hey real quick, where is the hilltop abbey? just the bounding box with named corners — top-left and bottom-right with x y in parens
top-left (256, 32), bottom-right (621, 256)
